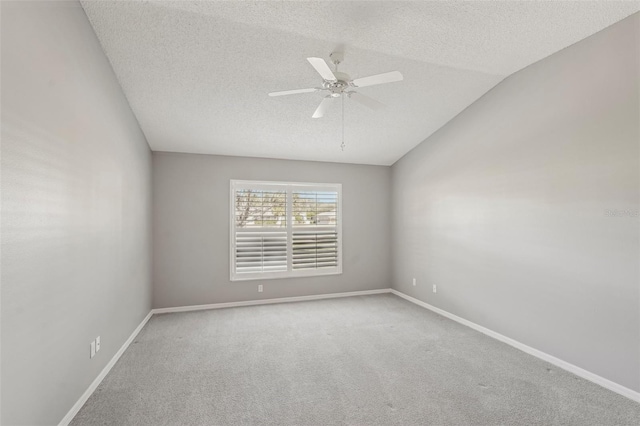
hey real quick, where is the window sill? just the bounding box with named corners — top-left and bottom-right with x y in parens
top-left (230, 268), bottom-right (343, 282)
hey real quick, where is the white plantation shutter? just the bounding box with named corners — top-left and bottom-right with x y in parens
top-left (292, 191), bottom-right (339, 270)
top-left (230, 181), bottom-right (342, 281)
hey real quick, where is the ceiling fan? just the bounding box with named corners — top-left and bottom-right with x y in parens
top-left (268, 51), bottom-right (403, 118)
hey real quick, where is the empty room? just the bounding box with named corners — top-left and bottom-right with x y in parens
top-left (1, 1), bottom-right (639, 425)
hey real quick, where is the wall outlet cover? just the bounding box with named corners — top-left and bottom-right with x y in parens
top-left (96, 336), bottom-right (101, 352)
top-left (90, 341), bottom-right (96, 359)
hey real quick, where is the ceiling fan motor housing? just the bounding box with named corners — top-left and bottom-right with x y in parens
top-left (323, 71), bottom-right (352, 97)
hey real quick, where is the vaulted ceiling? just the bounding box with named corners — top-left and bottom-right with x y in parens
top-left (81, 1), bottom-right (639, 165)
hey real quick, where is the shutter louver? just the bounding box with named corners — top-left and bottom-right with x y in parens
top-left (235, 231), bottom-right (288, 273)
top-left (293, 230), bottom-right (338, 270)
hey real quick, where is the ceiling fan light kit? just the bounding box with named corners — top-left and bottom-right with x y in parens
top-left (268, 51), bottom-right (403, 150)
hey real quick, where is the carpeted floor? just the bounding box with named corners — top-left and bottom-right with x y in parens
top-left (70, 294), bottom-right (640, 425)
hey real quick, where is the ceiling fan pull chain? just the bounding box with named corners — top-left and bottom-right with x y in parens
top-left (341, 95), bottom-right (346, 151)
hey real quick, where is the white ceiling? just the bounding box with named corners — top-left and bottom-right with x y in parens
top-left (81, 1), bottom-right (639, 166)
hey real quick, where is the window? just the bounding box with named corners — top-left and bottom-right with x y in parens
top-left (230, 180), bottom-right (342, 281)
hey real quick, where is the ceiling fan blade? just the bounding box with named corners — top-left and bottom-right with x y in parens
top-left (268, 88), bottom-right (319, 97)
top-left (312, 96), bottom-right (334, 118)
top-left (349, 92), bottom-right (385, 110)
top-left (307, 57), bottom-right (337, 82)
top-left (352, 71), bottom-right (403, 88)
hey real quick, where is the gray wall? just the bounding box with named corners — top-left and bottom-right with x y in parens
top-left (153, 152), bottom-right (391, 308)
top-left (1, 1), bottom-right (153, 424)
top-left (391, 14), bottom-right (639, 392)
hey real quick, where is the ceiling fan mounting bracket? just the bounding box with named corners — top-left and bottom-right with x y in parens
top-left (329, 51), bottom-right (344, 68)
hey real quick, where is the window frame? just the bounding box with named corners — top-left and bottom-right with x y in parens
top-left (229, 179), bottom-right (343, 282)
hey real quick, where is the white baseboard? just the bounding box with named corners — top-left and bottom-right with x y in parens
top-left (58, 311), bottom-right (154, 426)
top-left (390, 289), bottom-right (640, 403)
top-left (152, 288), bottom-right (393, 314)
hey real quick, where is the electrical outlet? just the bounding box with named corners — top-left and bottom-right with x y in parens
top-left (258, 284), bottom-right (263, 293)
top-left (433, 284), bottom-right (437, 293)
top-left (412, 278), bottom-right (416, 286)
top-left (90, 341), bottom-right (96, 359)
top-left (96, 336), bottom-right (101, 352)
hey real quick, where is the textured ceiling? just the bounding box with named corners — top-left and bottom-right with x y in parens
top-left (81, 1), bottom-right (639, 165)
